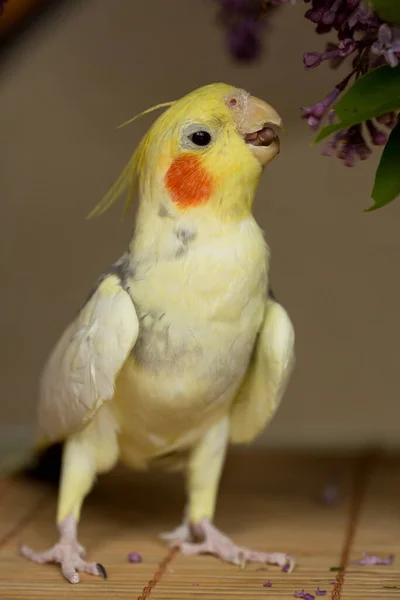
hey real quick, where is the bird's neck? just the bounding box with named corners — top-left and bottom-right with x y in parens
top-left (128, 185), bottom-right (258, 265)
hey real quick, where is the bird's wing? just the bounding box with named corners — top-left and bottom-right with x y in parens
top-left (38, 274), bottom-right (139, 443)
top-left (229, 293), bottom-right (295, 444)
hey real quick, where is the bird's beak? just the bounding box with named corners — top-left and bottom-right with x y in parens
top-left (240, 96), bottom-right (283, 167)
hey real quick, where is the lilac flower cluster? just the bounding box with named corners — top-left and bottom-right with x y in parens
top-left (213, 0), bottom-right (399, 167)
top-left (301, 0), bottom-right (399, 166)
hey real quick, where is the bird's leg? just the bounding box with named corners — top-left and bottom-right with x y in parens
top-left (161, 418), bottom-right (229, 549)
top-left (174, 417), bottom-right (294, 571)
top-left (21, 416), bottom-right (119, 583)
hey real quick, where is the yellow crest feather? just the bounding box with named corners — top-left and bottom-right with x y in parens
top-left (86, 100), bottom-right (176, 220)
top-left (116, 101), bottom-right (176, 130)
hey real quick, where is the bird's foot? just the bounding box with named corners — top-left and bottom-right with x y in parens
top-left (20, 515), bottom-right (107, 584)
top-left (175, 518), bottom-right (295, 571)
top-left (20, 541), bottom-right (107, 584)
top-left (159, 522), bottom-right (193, 545)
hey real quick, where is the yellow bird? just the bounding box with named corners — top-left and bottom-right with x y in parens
top-left (18, 83), bottom-right (295, 583)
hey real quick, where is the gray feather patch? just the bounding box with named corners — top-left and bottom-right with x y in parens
top-left (82, 251), bottom-right (135, 308)
top-left (175, 226), bottom-right (196, 258)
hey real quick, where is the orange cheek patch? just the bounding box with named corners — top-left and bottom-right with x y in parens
top-left (164, 154), bottom-right (214, 208)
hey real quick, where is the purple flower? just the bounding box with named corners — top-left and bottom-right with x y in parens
top-left (304, 0), bottom-right (367, 34)
top-left (316, 587), bottom-right (327, 596)
top-left (340, 125), bottom-right (371, 164)
top-left (128, 551), bottom-right (143, 563)
top-left (294, 590), bottom-right (315, 600)
top-left (349, 552), bottom-right (394, 566)
top-left (376, 112), bottom-right (398, 130)
top-left (303, 38), bottom-right (355, 69)
top-left (322, 130), bottom-right (344, 156)
top-left (366, 120), bottom-right (388, 146)
top-left (324, 42), bottom-right (345, 68)
top-left (321, 0), bottom-right (342, 26)
top-left (301, 87), bottom-right (341, 129)
top-left (304, 51), bottom-right (324, 68)
top-left (214, 0), bottom-right (271, 61)
top-left (339, 37), bottom-right (356, 55)
top-left (305, 6), bottom-right (327, 26)
top-left (323, 125), bottom-right (372, 166)
top-left (371, 24), bottom-right (400, 68)
top-left (301, 69), bottom-right (354, 130)
top-left (347, 1), bottom-right (377, 30)
top-left (228, 17), bottom-right (262, 60)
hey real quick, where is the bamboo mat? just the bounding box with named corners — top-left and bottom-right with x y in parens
top-left (0, 451), bottom-right (399, 600)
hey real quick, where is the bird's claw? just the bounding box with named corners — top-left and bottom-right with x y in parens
top-left (20, 541), bottom-right (107, 584)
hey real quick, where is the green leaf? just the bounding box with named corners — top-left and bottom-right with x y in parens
top-left (368, 0), bottom-right (400, 25)
top-left (336, 65), bottom-right (400, 123)
top-left (330, 566), bottom-right (344, 572)
top-left (313, 65), bottom-right (400, 145)
top-left (366, 122), bottom-right (400, 211)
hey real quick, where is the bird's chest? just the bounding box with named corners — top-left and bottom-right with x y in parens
top-left (131, 232), bottom-right (267, 378)
top-left (112, 223), bottom-right (268, 458)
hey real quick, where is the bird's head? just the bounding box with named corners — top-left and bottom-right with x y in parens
top-left (89, 83), bottom-right (283, 221)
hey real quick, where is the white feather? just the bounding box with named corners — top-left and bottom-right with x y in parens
top-left (38, 276), bottom-right (139, 442)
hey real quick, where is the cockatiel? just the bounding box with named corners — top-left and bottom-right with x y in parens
top-left (17, 83), bottom-right (295, 583)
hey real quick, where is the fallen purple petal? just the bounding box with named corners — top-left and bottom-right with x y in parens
top-left (320, 481), bottom-right (339, 505)
top-left (263, 581), bottom-right (273, 587)
top-left (294, 591), bottom-right (315, 600)
top-left (349, 553), bottom-right (394, 566)
top-left (316, 587), bottom-right (327, 596)
top-left (282, 563), bottom-right (290, 573)
top-left (128, 551), bottom-right (143, 563)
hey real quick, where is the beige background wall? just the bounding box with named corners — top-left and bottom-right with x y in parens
top-left (1, 0), bottom-right (399, 449)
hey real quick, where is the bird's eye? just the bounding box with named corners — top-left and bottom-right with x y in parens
top-left (189, 131), bottom-right (211, 147)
